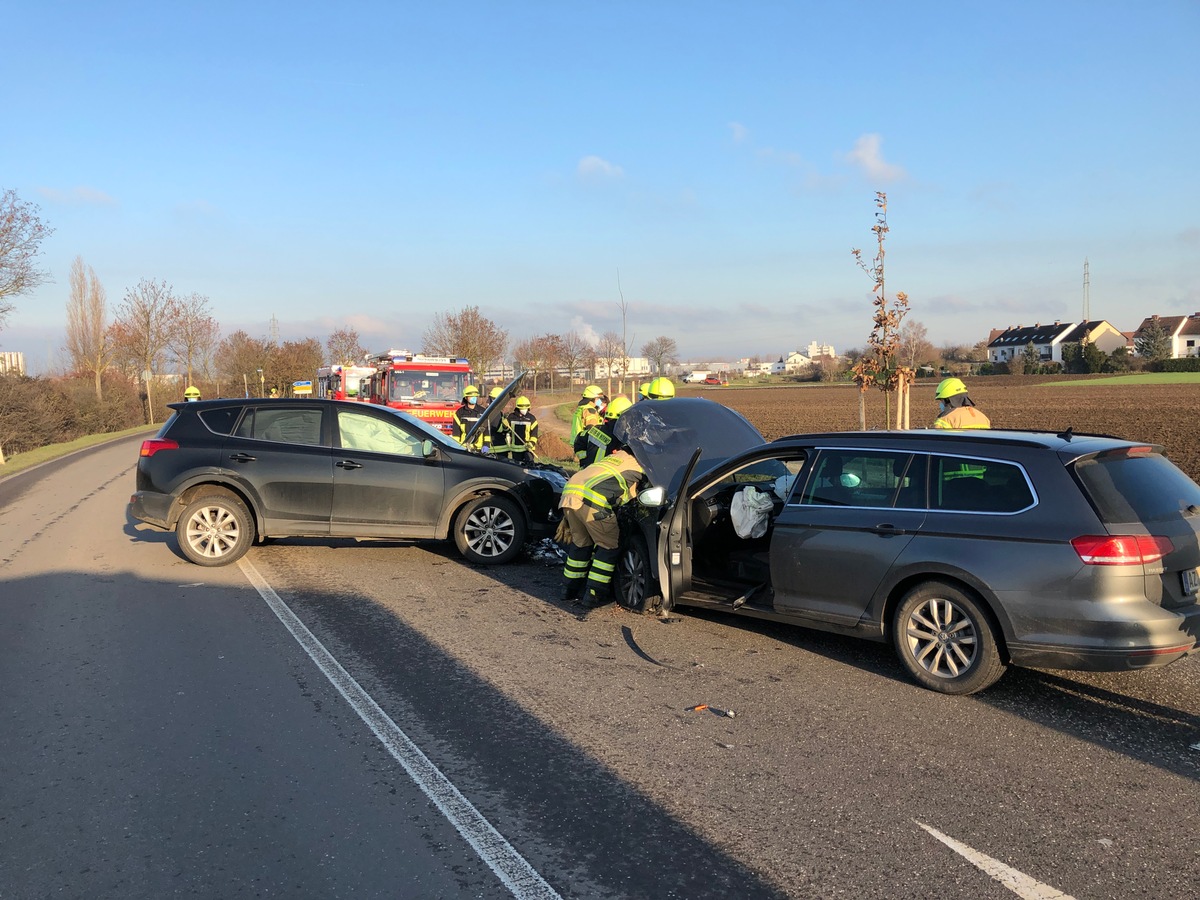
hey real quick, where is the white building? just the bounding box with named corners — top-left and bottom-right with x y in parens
top-left (0, 351), bottom-right (25, 375)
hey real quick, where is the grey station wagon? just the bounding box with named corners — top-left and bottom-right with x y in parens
top-left (612, 398), bottom-right (1200, 694)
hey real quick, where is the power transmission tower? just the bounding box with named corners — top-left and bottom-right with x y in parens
top-left (1082, 258), bottom-right (1090, 322)
top-left (269, 314), bottom-right (280, 346)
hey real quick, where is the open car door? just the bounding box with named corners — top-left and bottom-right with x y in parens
top-left (656, 448), bottom-right (703, 613)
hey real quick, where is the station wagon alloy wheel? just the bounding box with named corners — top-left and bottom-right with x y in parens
top-left (893, 581), bottom-right (1005, 695)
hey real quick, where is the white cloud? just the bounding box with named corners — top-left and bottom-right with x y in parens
top-left (844, 133), bottom-right (907, 182)
top-left (37, 185), bottom-right (116, 206)
top-left (577, 155), bottom-right (625, 179)
top-left (728, 121), bottom-right (748, 144)
top-left (569, 315), bottom-right (601, 346)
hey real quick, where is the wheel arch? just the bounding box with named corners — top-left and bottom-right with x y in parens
top-left (882, 573), bottom-right (1013, 666)
top-left (171, 479), bottom-right (263, 537)
top-left (437, 481), bottom-right (530, 539)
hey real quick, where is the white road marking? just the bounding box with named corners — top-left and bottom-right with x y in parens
top-left (239, 558), bottom-right (561, 900)
top-left (915, 821), bottom-right (1076, 900)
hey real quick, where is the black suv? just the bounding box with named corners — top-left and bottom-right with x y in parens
top-left (128, 387), bottom-right (565, 567)
top-left (611, 398), bottom-right (1200, 694)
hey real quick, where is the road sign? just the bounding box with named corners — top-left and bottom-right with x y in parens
top-left (293, 380), bottom-right (313, 395)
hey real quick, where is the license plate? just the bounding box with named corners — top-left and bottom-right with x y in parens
top-left (1182, 567), bottom-right (1200, 595)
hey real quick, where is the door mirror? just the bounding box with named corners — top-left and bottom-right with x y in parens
top-left (422, 439), bottom-right (436, 458)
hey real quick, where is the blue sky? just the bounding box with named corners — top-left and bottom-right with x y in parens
top-left (3, 1), bottom-right (1198, 373)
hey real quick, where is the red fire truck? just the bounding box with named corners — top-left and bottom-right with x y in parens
top-left (316, 364), bottom-right (375, 401)
top-left (366, 350), bottom-right (473, 435)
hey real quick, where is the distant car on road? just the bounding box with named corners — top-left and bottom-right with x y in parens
top-left (702, 376), bottom-right (724, 385)
top-left (128, 377), bottom-right (566, 567)
top-left (611, 398), bottom-right (1200, 694)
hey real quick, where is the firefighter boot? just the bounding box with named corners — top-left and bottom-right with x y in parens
top-left (581, 546), bottom-right (619, 608)
top-left (560, 544), bottom-right (591, 604)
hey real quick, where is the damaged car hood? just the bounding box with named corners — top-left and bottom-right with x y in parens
top-left (613, 397), bottom-right (765, 496)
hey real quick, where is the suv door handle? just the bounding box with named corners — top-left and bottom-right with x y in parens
top-left (336, 459), bottom-right (363, 470)
top-left (872, 523), bottom-right (906, 536)
top-left (229, 453), bottom-right (256, 463)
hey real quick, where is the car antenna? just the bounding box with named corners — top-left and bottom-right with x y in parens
top-left (1057, 426), bottom-right (1074, 441)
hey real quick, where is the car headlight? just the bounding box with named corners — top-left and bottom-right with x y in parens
top-left (525, 467), bottom-right (567, 491)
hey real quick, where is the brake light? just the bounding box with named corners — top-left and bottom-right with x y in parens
top-left (1071, 535), bottom-right (1173, 565)
top-left (140, 439), bottom-right (179, 457)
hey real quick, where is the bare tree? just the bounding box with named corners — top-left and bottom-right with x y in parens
top-left (641, 335), bottom-right (679, 374)
top-left (216, 330), bottom-right (273, 396)
top-left (594, 331), bottom-right (625, 396)
top-left (422, 305), bottom-right (508, 380)
top-left (64, 256), bottom-right (113, 401)
top-left (110, 278), bottom-right (180, 424)
top-left (897, 319), bottom-right (933, 370)
top-left (327, 328), bottom-right (367, 366)
top-left (557, 331), bottom-right (590, 387)
top-left (169, 292), bottom-right (219, 387)
top-left (270, 338), bottom-right (324, 395)
top-left (0, 189), bottom-right (55, 329)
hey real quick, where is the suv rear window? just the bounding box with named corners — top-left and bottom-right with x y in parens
top-left (1075, 452), bottom-right (1200, 524)
top-left (198, 407), bottom-right (242, 435)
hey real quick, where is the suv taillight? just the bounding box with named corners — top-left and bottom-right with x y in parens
top-left (1071, 535), bottom-right (1173, 565)
top-left (140, 439), bottom-right (179, 458)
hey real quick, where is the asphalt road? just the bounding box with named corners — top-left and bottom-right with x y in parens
top-left (1, 436), bottom-right (1198, 899)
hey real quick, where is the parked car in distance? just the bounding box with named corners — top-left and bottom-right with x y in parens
top-left (612, 398), bottom-right (1200, 694)
top-left (702, 376), bottom-right (724, 385)
top-left (128, 378), bottom-right (565, 567)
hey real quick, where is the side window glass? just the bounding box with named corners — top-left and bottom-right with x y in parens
top-left (198, 407), bottom-right (241, 435)
top-left (932, 455), bottom-right (1034, 513)
top-left (799, 451), bottom-right (913, 508)
top-left (338, 410), bottom-right (422, 456)
top-left (234, 407), bottom-right (324, 445)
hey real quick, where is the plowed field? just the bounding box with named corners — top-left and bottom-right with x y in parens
top-left (705, 378), bottom-right (1200, 483)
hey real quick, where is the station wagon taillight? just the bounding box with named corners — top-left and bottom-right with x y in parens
top-left (1071, 534), bottom-right (1173, 565)
top-left (139, 439), bottom-right (179, 457)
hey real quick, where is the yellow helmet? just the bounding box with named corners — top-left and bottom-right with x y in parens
top-left (647, 377), bottom-right (675, 399)
top-left (183, 385), bottom-right (201, 400)
top-left (463, 385), bottom-right (480, 398)
top-left (935, 377), bottom-right (968, 400)
top-left (638, 382), bottom-right (650, 398)
top-left (582, 384), bottom-right (604, 400)
top-left (604, 395), bottom-right (633, 420)
top-left (515, 395), bottom-right (531, 409)
top-left (488, 386), bottom-right (503, 399)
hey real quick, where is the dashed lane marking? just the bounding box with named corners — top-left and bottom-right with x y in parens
top-left (915, 821), bottom-right (1076, 900)
top-left (239, 558), bottom-right (561, 900)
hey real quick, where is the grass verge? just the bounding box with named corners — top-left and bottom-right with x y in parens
top-left (0, 424), bottom-right (158, 478)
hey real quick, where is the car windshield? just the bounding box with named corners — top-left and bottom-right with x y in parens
top-left (614, 397), bottom-right (765, 496)
top-left (1074, 451), bottom-right (1200, 524)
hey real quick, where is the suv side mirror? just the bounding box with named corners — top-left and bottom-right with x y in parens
top-left (422, 439), bottom-right (436, 459)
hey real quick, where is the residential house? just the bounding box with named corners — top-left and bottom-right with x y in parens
top-left (1056, 320), bottom-right (1128, 355)
top-left (987, 322), bottom-right (1077, 365)
top-left (784, 350), bottom-right (812, 372)
top-left (1132, 313), bottom-right (1200, 358)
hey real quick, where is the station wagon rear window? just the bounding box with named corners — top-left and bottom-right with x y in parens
top-left (1075, 452), bottom-right (1200, 524)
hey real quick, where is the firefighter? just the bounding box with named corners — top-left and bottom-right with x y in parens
top-left (646, 376), bottom-right (675, 399)
top-left (183, 385), bottom-right (201, 402)
top-left (453, 385), bottom-right (490, 450)
top-left (574, 395), bottom-right (632, 468)
top-left (559, 448), bottom-right (644, 608)
top-left (497, 395), bottom-right (539, 463)
top-left (933, 378), bottom-right (991, 430)
top-left (637, 382), bottom-right (650, 402)
top-left (570, 385), bottom-right (607, 441)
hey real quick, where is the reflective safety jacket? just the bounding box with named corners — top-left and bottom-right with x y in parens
top-left (560, 450), bottom-right (643, 512)
top-left (494, 411), bottom-right (539, 458)
top-left (453, 402), bottom-right (490, 449)
top-left (934, 406), bottom-right (991, 430)
top-left (574, 421), bottom-right (615, 468)
top-left (570, 401), bottom-right (604, 442)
